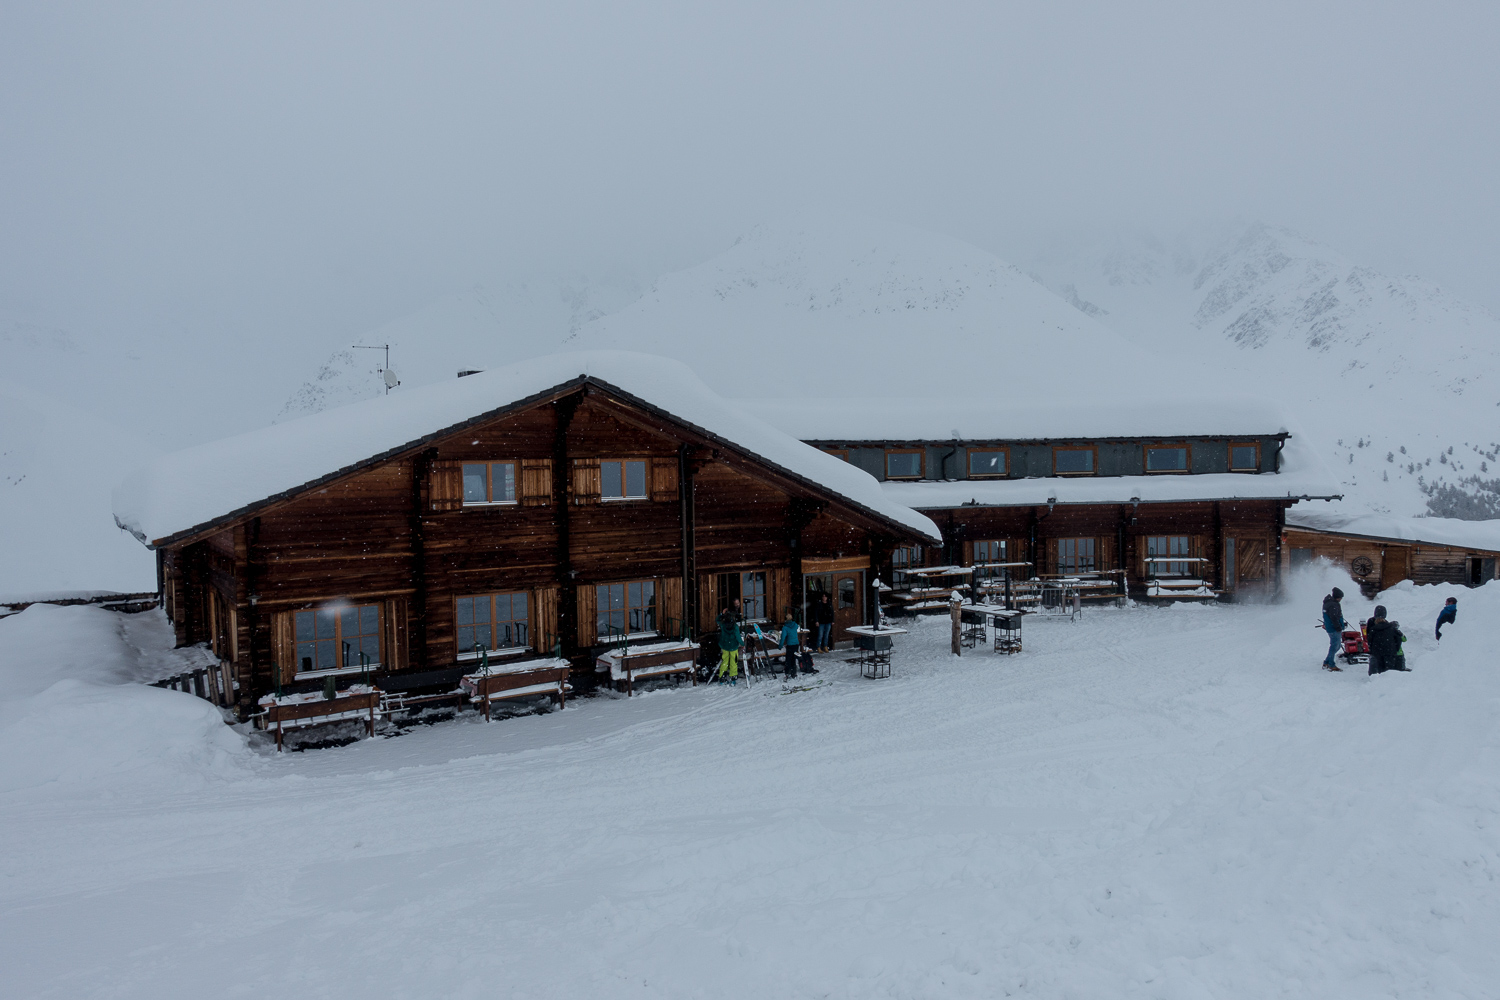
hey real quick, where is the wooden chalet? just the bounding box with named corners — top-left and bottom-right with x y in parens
top-left (739, 397), bottom-right (1342, 604)
top-left (1283, 510), bottom-right (1500, 597)
top-left (114, 354), bottom-right (939, 713)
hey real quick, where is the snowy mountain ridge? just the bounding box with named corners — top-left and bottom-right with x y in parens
top-left (1030, 223), bottom-right (1500, 519)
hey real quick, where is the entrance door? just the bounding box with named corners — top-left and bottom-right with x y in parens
top-left (804, 571), bottom-right (865, 645)
top-left (834, 572), bottom-right (863, 641)
top-left (1237, 539), bottom-right (1269, 593)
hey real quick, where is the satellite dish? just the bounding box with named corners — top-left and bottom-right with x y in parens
top-left (383, 369), bottom-right (400, 389)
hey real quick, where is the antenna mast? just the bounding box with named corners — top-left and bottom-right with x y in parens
top-left (352, 344), bottom-right (400, 394)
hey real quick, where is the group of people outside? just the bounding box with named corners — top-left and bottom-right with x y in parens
top-left (713, 592), bottom-right (837, 684)
top-left (1321, 587), bottom-right (1458, 675)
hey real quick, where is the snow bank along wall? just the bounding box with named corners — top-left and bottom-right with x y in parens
top-left (115, 355), bottom-right (940, 713)
top-left (1283, 522), bottom-right (1500, 598)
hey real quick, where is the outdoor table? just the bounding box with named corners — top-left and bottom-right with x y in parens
top-left (846, 624), bottom-right (909, 679)
top-left (962, 602), bottom-right (1025, 653)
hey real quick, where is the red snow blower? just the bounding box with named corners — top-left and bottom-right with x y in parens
top-left (1339, 622), bottom-right (1370, 666)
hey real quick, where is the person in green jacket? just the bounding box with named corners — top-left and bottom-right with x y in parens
top-left (716, 599), bottom-right (742, 684)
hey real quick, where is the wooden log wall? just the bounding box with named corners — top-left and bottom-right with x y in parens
top-left (161, 386), bottom-right (922, 703)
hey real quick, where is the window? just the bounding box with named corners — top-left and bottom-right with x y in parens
top-left (823, 449), bottom-right (849, 462)
top-left (1145, 535), bottom-right (1192, 577)
top-left (972, 539), bottom-right (1008, 578)
top-left (462, 462), bottom-right (517, 504)
top-left (295, 604), bottom-right (380, 673)
top-left (1056, 538), bottom-right (1096, 574)
top-left (968, 449), bottom-right (1007, 478)
top-left (597, 580), bottom-right (656, 638)
top-left (885, 450), bottom-right (924, 480)
top-left (1229, 443), bottom-right (1259, 472)
top-left (891, 545), bottom-right (922, 588)
top-left (718, 570), bottom-right (768, 620)
top-left (1053, 448), bottom-right (1095, 475)
top-left (1145, 445), bottom-right (1189, 473)
top-left (455, 592), bottom-right (529, 654)
top-left (838, 576), bottom-right (857, 609)
top-left (601, 459), bottom-right (648, 500)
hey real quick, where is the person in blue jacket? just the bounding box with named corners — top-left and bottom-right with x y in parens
top-left (1436, 597), bottom-right (1457, 640)
top-left (1321, 587), bottom-right (1347, 671)
top-left (779, 612), bottom-right (802, 676)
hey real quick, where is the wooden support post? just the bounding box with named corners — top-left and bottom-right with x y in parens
top-left (553, 394), bottom-right (582, 659)
top-left (410, 448), bottom-right (435, 669)
top-left (950, 591), bottom-right (962, 656)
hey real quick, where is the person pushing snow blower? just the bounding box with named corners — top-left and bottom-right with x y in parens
top-left (1321, 587), bottom-right (1348, 671)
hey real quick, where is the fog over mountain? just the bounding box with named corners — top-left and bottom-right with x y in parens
top-left (1030, 223), bottom-right (1500, 520)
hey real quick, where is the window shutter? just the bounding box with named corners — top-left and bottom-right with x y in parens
top-left (520, 458), bottom-right (553, 506)
top-left (698, 573), bottom-right (718, 633)
top-left (659, 576), bottom-right (684, 637)
top-left (384, 598), bottom-right (407, 671)
top-left (650, 457), bottom-right (679, 502)
top-left (768, 567), bottom-right (790, 621)
top-left (572, 458), bottom-right (601, 505)
top-left (430, 460), bottom-right (465, 512)
top-left (533, 586), bottom-right (560, 653)
top-left (576, 584), bottom-right (597, 646)
top-left (271, 611), bottom-right (296, 686)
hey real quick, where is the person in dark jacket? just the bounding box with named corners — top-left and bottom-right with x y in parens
top-left (1321, 587), bottom-right (1347, 671)
top-left (1436, 597), bottom-right (1457, 640)
top-left (814, 593), bottom-right (835, 652)
top-left (1366, 605), bottom-right (1405, 675)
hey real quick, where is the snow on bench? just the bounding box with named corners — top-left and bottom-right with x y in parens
top-left (258, 685), bottom-right (380, 751)
top-left (594, 640), bottom-right (699, 696)
top-left (461, 658), bottom-right (572, 720)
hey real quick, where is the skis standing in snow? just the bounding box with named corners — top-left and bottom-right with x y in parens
top-left (1435, 597), bottom-right (1457, 641)
top-left (1321, 587), bottom-right (1347, 671)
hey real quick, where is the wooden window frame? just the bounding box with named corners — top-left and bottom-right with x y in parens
top-left (1055, 537), bottom-right (1097, 574)
top-left (885, 449), bottom-right (925, 480)
top-left (462, 460), bottom-right (519, 506)
top-left (454, 591), bottom-right (532, 661)
top-left (293, 603), bottom-right (383, 676)
top-left (822, 449), bottom-right (849, 462)
top-left (600, 458), bottom-right (650, 501)
top-left (1052, 446), bottom-right (1097, 476)
top-left (967, 448), bottom-right (1008, 479)
top-left (716, 569), bottom-right (770, 622)
top-left (1143, 535), bottom-right (1194, 577)
top-left (1228, 441), bottom-right (1260, 473)
top-left (1143, 442), bottom-right (1192, 475)
top-left (596, 579), bottom-right (658, 639)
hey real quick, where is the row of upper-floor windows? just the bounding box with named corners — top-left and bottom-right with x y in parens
top-left (461, 458), bottom-right (648, 505)
top-left (824, 441), bottom-right (1267, 480)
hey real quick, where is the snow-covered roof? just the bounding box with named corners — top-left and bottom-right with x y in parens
top-left (882, 432), bottom-right (1339, 509)
top-left (113, 352), bottom-right (941, 547)
top-left (1286, 508), bottom-right (1500, 553)
top-left (738, 393), bottom-right (1291, 443)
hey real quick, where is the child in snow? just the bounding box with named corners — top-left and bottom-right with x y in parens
top-left (715, 599), bottom-right (742, 685)
top-left (1366, 605), bottom-right (1407, 675)
top-left (1321, 587), bottom-right (1347, 671)
top-left (1435, 597), bottom-right (1457, 641)
top-left (779, 612), bottom-right (802, 676)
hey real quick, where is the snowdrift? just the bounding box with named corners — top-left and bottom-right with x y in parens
top-left (0, 605), bottom-right (249, 794)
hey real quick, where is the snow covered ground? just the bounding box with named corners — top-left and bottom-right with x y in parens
top-left (3, 570), bottom-right (1498, 998)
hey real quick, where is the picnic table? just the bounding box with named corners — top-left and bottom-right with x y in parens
top-left (845, 624), bottom-right (909, 679)
top-left (259, 684), bottom-right (380, 751)
top-left (1142, 557), bottom-right (1219, 600)
top-left (594, 640), bottom-right (699, 696)
top-left (462, 657), bottom-right (572, 718)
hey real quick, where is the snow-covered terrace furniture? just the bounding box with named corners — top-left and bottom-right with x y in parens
top-left (846, 624), bottom-right (907, 679)
top-left (259, 685), bottom-right (380, 751)
top-left (594, 640), bottom-right (699, 696)
top-left (963, 603), bottom-right (1024, 654)
top-left (1144, 579), bottom-right (1219, 600)
top-left (461, 658), bottom-right (572, 720)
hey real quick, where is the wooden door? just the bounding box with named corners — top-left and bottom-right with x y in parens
top-left (833, 571), bottom-right (863, 641)
top-left (1238, 539), bottom-right (1269, 588)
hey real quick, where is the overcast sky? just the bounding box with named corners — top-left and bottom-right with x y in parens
top-left (3, 1), bottom-right (1498, 353)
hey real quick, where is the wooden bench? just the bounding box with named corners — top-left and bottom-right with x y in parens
top-left (261, 687), bottom-right (380, 751)
top-left (461, 660), bottom-right (572, 720)
top-left (595, 641), bottom-right (699, 696)
top-left (1144, 578), bottom-right (1220, 600)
